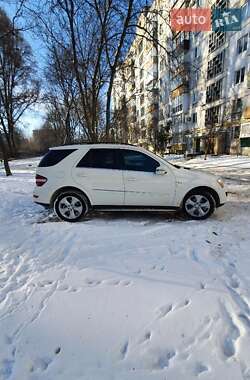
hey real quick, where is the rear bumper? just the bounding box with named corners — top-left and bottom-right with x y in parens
top-left (33, 194), bottom-right (50, 208)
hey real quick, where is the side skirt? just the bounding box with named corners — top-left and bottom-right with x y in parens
top-left (92, 205), bottom-right (180, 212)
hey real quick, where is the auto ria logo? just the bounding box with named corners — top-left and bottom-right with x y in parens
top-left (171, 8), bottom-right (242, 32)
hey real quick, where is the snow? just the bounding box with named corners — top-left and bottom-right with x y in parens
top-left (0, 155), bottom-right (250, 380)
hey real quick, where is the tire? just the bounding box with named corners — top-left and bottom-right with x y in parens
top-left (182, 190), bottom-right (215, 220)
top-left (54, 191), bottom-right (89, 222)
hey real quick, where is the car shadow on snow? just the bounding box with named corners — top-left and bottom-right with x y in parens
top-left (34, 199), bottom-right (249, 225)
top-left (35, 208), bottom-right (188, 224)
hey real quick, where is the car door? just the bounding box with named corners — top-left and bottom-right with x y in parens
top-left (120, 149), bottom-right (175, 207)
top-left (72, 148), bottom-right (124, 205)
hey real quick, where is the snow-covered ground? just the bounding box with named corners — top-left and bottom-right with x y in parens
top-left (0, 155), bottom-right (250, 380)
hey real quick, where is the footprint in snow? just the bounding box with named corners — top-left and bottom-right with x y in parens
top-left (154, 350), bottom-right (176, 369)
top-left (157, 299), bottom-right (191, 319)
top-left (150, 265), bottom-right (166, 271)
top-left (195, 362), bottom-right (209, 376)
top-left (199, 282), bottom-right (206, 290)
top-left (57, 284), bottom-right (70, 291)
top-left (29, 357), bottom-right (52, 372)
top-left (104, 279), bottom-right (132, 287)
top-left (84, 279), bottom-right (102, 286)
top-left (157, 304), bottom-right (173, 319)
top-left (229, 276), bottom-right (240, 289)
top-left (138, 331), bottom-right (152, 344)
top-left (177, 299), bottom-right (191, 309)
top-left (1, 358), bottom-right (15, 378)
top-left (37, 280), bottom-right (54, 288)
top-left (120, 341), bottom-right (129, 360)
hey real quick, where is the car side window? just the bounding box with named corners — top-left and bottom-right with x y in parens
top-left (76, 148), bottom-right (118, 169)
top-left (120, 150), bottom-right (160, 172)
top-left (38, 149), bottom-right (76, 167)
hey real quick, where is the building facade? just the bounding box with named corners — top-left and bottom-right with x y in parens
top-left (112, 0), bottom-right (250, 155)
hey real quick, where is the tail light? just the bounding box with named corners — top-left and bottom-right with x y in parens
top-left (36, 174), bottom-right (47, 187)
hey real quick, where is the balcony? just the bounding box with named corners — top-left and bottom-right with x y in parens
top-left (171, 82), bottom-right (189, 99)
top-left (171, 62), bottom-right (190, 78)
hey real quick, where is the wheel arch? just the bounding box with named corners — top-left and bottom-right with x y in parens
top-left (181, 186), bottom-right (220, 208)
top-left (50, 186), bottom-right (92, 207)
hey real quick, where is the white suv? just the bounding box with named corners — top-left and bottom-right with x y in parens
top-left (33, 144), bottom-right (227, 222)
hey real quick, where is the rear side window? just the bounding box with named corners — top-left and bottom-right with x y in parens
top-left (38, 149), bottom-right (76, 167)
top-left (77, 149), bottom-right (118, 169)
top-left (120, 150), bottom-right (160, 172)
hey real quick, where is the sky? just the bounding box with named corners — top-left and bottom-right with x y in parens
top-left (1, 1), bottom-right (46, 137)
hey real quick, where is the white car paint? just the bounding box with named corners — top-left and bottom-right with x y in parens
top-left (33, 144), bottom-right (227, 211)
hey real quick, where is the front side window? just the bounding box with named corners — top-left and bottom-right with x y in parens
top-left (77, 149), bottom-right (118, 169)
top-left (120, 150), bottom-right (160, 172)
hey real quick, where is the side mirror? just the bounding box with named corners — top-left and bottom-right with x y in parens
top-left (155, 167), bottom-right (167, 175)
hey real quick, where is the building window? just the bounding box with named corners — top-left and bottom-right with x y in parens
top-left (237, 35), bottom-right (248, 54)
top-left (138, 40), bottom-right (143, 54)
top-left (140, 94), bottom-right (144, 105)
top-left (160, 59), bottom-right (165, 71)
top-left (207, 50), bottom-right (225, 79)
top-left (208, 32), bottom-right (226, 53)
top-left (172, 104), bottom-right (183, 113)
top-left (140, 69), bottom-right (144, 79)
top-left (205, 105), bottom-right (221, 124)
top-left (232, 98), bottom-right (242, 113)
top-left (139, 55), bottom-right (143, 65)
top-left (206, 79), bottom-right (223, 103)
top-left (153, 56), bottom-right (158, 64)
top-left (234, 126), bottom-right (240, 139)
top-left (192, 112), bottom-right (197, 123)
top-left (241, 1), bottom-right (250, 21)
top-left (231, 98), bottom-right (243, 120)
top-left (141, 107), bottom-right (145, 117)
top-left (192, 90), bottom-right (198, 104)
top-left (235, 67), bottom-right (245, 84)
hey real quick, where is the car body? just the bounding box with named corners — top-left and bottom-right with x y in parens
top-left (33, 144), bottom-right (227, 221)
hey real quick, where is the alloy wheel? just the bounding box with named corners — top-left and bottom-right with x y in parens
top-left (185, 194), bottom-right (211, 218)
top-left (58, 195), bottom-right (84, 220)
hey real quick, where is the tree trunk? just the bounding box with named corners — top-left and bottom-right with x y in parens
top-left (105, 0), bottom-right (135, 138)
top-left (0, 132), bottom-right (12, 176)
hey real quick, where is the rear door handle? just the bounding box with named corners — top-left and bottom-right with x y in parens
top-left (76, 173), bottom-right (87, 178)
top-left (127, 177), bottom-right (137, 181)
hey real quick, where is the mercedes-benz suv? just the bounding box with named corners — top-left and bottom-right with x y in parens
top-left (33, 144), bottom-right (227, 222)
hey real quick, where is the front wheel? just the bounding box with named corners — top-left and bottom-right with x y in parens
top-left (182, 191), bottom-right (215, 220)
top-left (54, 192), bottom-right (89, 222)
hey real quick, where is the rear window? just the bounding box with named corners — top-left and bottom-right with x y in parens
top-left (38, 149), bottom-right (76, 167)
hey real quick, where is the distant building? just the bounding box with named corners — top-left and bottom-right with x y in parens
top-left (112, 0), bottom-right (250, 155)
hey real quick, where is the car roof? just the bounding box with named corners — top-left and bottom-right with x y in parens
top-left (50, 143), bottom-right (145, 151)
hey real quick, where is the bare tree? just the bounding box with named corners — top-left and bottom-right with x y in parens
top-left (0, 7), bottom-right (40, 157)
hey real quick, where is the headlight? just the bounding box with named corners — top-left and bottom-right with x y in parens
top-left (217, 178), bottom-right (224, 188)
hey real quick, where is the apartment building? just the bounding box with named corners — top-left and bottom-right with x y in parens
top-left (112, 0), bottom-right (250, 155)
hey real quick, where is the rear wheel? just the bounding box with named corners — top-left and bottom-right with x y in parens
top-left (183, 191), bottom-right (215, 220)
top-left (54, 191), bottom-right (89, 222)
